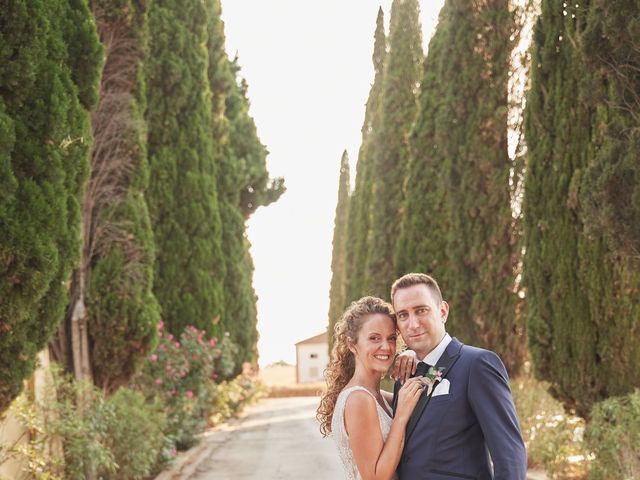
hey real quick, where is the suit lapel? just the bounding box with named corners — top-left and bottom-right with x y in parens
top-left (405, 338), bottom-right (463, 441)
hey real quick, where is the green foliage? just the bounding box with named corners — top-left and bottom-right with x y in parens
top-left (579, 1), bottom-right (640, 258)
top-left (0, 0), bottom-right (102, 413)
top-left (134, 323), bottom-right (237, 450)
top-left (396, 0), bottom-right (524, 374)
top-left (327, 152), bottom-right (350, 352)
top-left (7, 367), bottom-right (166, 480)
top-left (83, 0), bottom-right (160, 392)
top-left (209, 373), bottom-right (267, 426)
top-left (367, 0), bottom-right (423, 299)
top-left (100, 388), bottom-right (167, 480)
top-left (344, 8), bottom-right (386, 301)
top-left (145, 0), bottom-right (225, 336)
top-left (206, 0), bottom-right (284, 367)
top-left (586, 390), bottom-right (640, 480)
top-left (524, 0), bottom-right (640, 417)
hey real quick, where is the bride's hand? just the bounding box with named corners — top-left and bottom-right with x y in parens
top-left (395, 377), bottom-right (424, 422)
top-left (390, 349), bottom-right (417, 383)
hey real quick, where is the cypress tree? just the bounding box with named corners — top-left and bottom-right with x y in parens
top-left (344, 8), bottom-right (386, 302)
top-left (0, 0), bottom-right (102, 411)
top-left (397, 0), bottom-right (524, 374)
top-left (56, 0), bottom-right (159, 392)
top-left (328, 151), bottom-right (350, 351)
top-left (367, 0), bottom-right (423, 299)
top-left (206, 0), bottom-right (284, 367)
top-left (579, 0), bottom-right (640, 259)
top-left (146, 0), bottom-right (225, 337)
top-left (394, 3), bottom-right (449, 285)
top-left (524, 0), bottom-right (640, 417)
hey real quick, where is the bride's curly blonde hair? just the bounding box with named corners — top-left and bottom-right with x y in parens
top-left (316, 296), bottom-right (395, 437)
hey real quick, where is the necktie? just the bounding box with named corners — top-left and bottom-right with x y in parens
top-left (414, 361), bottom-right (431, 377)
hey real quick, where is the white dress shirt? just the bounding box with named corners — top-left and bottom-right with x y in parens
top-left (420, 333), bottom-right (452, 365)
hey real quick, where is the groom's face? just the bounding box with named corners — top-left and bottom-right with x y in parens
top-left (393, 284), bottom-right (448, 359)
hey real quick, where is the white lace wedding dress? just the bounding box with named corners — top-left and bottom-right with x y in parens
top-left (331, 385), bottom-right (397, 480)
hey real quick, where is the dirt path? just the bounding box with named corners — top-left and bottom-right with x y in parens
top-left (165, 397), bottom-right (343, 480)
top-left (157, 395), bottom-right (547, 480)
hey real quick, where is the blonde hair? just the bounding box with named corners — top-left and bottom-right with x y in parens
top-left (316, 296), bottom-right (394, 437)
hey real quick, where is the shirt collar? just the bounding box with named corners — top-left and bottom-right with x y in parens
top-left (421, 333), bottom-right (451, 365)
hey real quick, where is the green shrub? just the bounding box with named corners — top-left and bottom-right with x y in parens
top-left (209, 374), bottom-right (266, 426)
top-left (6, 367), bottom-right (168, 480)
top-left (585, 390), bottom-right (640, 480)
top-left (134, 323), bottom-right (238, 450)
top-left (99, 388), bottom-right (166, 480)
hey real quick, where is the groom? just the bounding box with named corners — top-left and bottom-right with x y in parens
top-left (390, 273), bottom-right (527, 479)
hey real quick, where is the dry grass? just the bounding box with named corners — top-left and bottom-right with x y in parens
top-left (258, 365), bottom-right (326, 397)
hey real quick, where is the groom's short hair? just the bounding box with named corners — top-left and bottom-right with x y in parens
top-left (391, 273), bottom-right (443, 303)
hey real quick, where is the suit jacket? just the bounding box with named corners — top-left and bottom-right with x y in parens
top-left (392, 337), bottom-right (527, 480)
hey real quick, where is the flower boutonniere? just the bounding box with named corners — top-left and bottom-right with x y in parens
top-left (418, 366), bottom-right (445, 396)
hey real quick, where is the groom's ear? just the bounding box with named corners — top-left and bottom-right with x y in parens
top-left (440, 301), bottom-right (450, 322)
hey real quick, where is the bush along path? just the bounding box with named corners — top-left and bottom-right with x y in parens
top-left (2, 323), bottom-right (265, 480)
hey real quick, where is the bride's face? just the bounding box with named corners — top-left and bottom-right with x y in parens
top-left (351, 314), bottom-right (397, 374)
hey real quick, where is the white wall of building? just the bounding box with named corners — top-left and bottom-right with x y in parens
top-left (296, 342), bottom-right (329, 383)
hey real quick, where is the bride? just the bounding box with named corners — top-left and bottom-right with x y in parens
top-left (317, 296), bottom-right (424, 480)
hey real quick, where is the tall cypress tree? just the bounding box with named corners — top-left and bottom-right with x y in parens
top-left (146, 0), bottom-right (225, 337)
top-left (0, 0), bottom-right (102, 412)
top-left (54, 0), bottom-right (159, 392)
top-left (398, 0), bottom-right (524, 374)
top-left (328, 151), bottom-right (350, 351)
top-left (579, 0), bottom-right (640, 259)
top-left (367, 0), bottom-right (423, 299)
top-left (525, 0), bottom-right (640, 417)
top-left (345, 8), bottom-right (386, 302)
top-left (206, 0), bottom-right (284, 367)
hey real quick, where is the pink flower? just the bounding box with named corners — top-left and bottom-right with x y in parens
top-left (151, 354), bottom-right (158, 362)
top-left (185, 390), bottom-right (194, 398)
top-left (209, 338), bottom-right (217, 347)
top-left (174, 342), bottom-right (180, 348)
top-left (170, 448), bottom-right (177, 457)
top-left (155, 378), bottom-right (162, 385)
top-left (159, 320), bottom-right (165, 331)
top-left (171, 388), bottom-right (177, 396)
top-left (167, 334), bottom-right (174, 341)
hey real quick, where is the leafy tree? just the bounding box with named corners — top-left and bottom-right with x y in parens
top-left (0, 0), bottom-right (102, 412)
top-left (328, 151), bottom-right (350, 351)
top-left (579, 0), bottom-right (640, 259)
top-left (206, 0), bottom-right (284, 366)
top-left (344, 8), bottom-right (386, 302)
top-left (524, 0), bottom-right (640, 417)
top-left (53, 0), bottom-right (160, 392)
top-left (367, 0), bottom-right (423, 299)
top-left (397, 0), bottom-right (524, 374)
top-left (145, 0), bottom-right (225, 337)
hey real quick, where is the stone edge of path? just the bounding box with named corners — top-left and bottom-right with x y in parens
top-left (154, 411), bottom-right (251, 480)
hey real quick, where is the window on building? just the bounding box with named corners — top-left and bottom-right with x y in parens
top-left (310, 353), bottom-right (318, 359)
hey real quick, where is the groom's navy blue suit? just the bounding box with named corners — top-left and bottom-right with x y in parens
top-left (392, 337), bottom-right (527, 480)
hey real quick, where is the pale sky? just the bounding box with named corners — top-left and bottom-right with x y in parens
top-left (221, 1), bottom-right (445, 367)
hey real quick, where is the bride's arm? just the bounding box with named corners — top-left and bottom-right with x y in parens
top-left (344, 380), bottom-right (423, 480)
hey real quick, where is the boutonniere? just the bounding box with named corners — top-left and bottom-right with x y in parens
top-left (418, 366), bottom-right (445, 396)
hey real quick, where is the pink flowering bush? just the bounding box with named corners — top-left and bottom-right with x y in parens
top-left (134, 322), bottom-right (237, 451)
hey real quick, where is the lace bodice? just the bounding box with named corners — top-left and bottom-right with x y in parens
top-left (331, 385), bottom-right (396, 480)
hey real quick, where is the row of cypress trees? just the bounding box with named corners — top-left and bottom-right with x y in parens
top-left (328, 0), bottom-right (640, 416)
top-left (329, 0), bottom-right (525, 374)
top-left (0, 0), bottom-right (282, 413)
